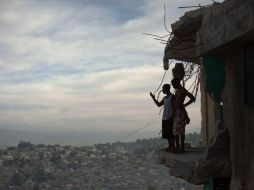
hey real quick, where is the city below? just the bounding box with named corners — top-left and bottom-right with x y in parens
top-left (0, 134), bottom-right (202, 190)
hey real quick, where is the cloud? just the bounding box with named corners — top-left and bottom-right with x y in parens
top-left (0, 64), bottom-right (200, 133)
top-left (0, 0), bottom-right (215, 137)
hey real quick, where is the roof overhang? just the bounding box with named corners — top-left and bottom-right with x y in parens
top-left (197, 0), bottom-right (254, 56)
top-left (164, 6), bottom-right (213, 62)
top-left (164, 0), bottom-right (254, 61)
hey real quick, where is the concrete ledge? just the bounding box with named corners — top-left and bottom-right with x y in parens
top-left (159, 148), bottom-right (231, 185)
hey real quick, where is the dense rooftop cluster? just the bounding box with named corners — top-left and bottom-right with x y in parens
top-left (0, 136), bottom-right (201, 190)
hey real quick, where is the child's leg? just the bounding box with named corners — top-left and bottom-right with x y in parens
top-left (167, 139), bottom-right (171, 148)
top-left (171, 135), bottom-right (175, 149)
top-left (168, 119), bottom-right (175, 150)
top-left (180, 134), bottom-right (185, 152)
top-left (167, 137), bottom-right (175, 150)
top-left (175, 135), bottom-right (180, 150)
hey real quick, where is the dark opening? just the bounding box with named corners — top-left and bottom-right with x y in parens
top-left (245, 43), bottom-right (254, 107)
top-left (213, 177), bottom-right (231, 190)
top-left (204, 177), bottom-right (231, 190)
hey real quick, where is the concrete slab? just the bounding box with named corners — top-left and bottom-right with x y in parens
top-left (159, 148), bottom-right (231, 185)
top-left (197, 0), bottom-right (254, 55)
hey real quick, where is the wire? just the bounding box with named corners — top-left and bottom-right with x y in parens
top-left (191, 71), bottom-right (199, 94)
top-left (152, 70), bottom-right (167, 94)
top-left (152, 59), bottom-right (174, 95)
top-left (159, 106), bottom-right (164, 116)
top-left (164, 4), bottom-right (171, 34)
top-left (178, 4), bottom-right (213, 9)
top-left (187, 70), bottom-right (199, 91)
top-left (156, 90), bottom-right (162, 101)
top-left (121, 126), bottom-right (149, 141)
top-left (120, 120), bottom-right (158, 141)
top-left (153, 38), bottom-right (168, 42)
top-left (142, 33), bottom-right (171, 38)
top-left (194, 76), bottom-right (200, 99)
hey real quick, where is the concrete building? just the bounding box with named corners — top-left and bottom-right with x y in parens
top-left (160, 0), bottom-right (254, 189)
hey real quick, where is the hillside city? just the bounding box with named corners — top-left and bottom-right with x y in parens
top-left (0, 133), bottom-right (202, 190)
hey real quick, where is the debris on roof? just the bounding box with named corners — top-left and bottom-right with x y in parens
top-left (163, 3), bottom-right (221, 62)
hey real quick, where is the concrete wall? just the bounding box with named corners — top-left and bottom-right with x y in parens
top-left (222, 48), bottom-right (254, 190)
top-left (200, 64), bottom-right (221, 147)
top-left (197, 0), bottom-right (254, 56)
top-left (196, 0), bottom-right (254, 187)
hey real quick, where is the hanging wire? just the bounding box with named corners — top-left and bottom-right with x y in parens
top-left (178, 3), bottom-right (213, 9)
top-left (178, 62), bottom-right (200, 101)
top-left (142, 33), bottom-right (171, 39)
top-left (163, 4), bottom-right (171, 34)
top-left (185, 69), bottom-right (198, 82)
top-left (153, 38), bottom-right (168, 42)
top-left (142, 4), bottom-right (172, 45)
top-left (150, 59), bottom-right (174, 117)
top-left (152, 59), bottom-right (173, 95)
top-left (187, 67), bottom-right (199, 91)
top-left (119, 119), bottom-right (162, 141)
top-left (187, 73), bottom-right (198, 91)
top-left (191, 72), bottom-right (199, 94)
top-left (156, 90), bottom-right (162, 101)
top-left (121, 126), bottom-right (149, 141)
top-left (159, 106), bottom-right (164, 116)
top-left (194, 75), bottom-right (200, 99)
top-left (152, 70), bottom-right (167, 95)
top-left (184, 65), bottom-right (200, 101)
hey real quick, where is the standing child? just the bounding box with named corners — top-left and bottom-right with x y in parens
top-left (150, 84), bottom-right (175, 151)
top-left (171, 78), bottom-right (196, 153)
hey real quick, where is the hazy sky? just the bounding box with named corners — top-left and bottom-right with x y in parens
top-left (0, 0), bottom-right (221, 137)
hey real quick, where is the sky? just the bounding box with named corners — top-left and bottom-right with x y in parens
top-left (0, 0), bottom-right (223, 141)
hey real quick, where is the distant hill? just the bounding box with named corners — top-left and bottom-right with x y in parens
top-left (0, 128), bottom-right (114, 147)
top-left (0, 128), bottom-right (158, 147)
top-left (0, 127), bottom-right (201, 148)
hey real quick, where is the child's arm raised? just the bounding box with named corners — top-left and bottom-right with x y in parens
top-left (150, 92), bottom-right (163, 107)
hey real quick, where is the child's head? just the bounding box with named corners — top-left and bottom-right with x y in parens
top-left (162, 84), bottom-right (171, 94)
top-left (171, 78), bottom-right (181, 89)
